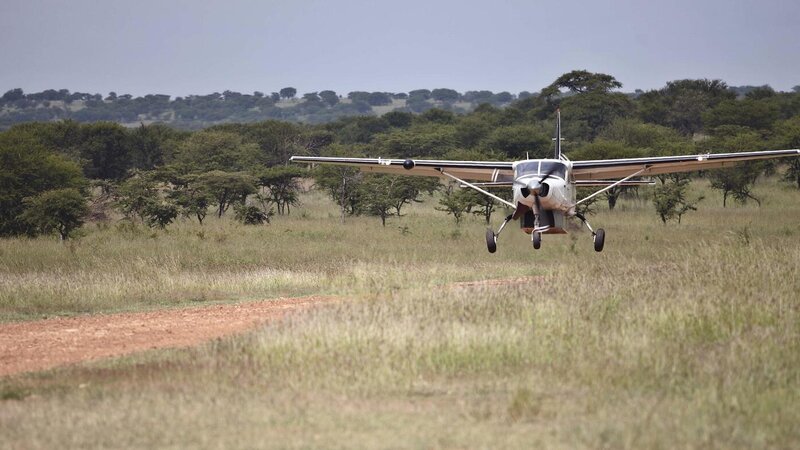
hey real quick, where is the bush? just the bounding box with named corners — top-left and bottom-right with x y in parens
top-left (234, 205), bottom-right (272, 225)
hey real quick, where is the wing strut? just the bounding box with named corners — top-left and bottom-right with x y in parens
top-left (437, 169), bottom-right (516, 209)
top-left (574, 167), bottom-right (649, 206)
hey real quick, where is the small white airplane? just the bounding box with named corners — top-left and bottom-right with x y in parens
top-left (291, 111), bottom-right (800, 253)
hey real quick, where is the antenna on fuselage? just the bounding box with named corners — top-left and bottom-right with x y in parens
top-left (554, 108), bottom-right (562, 159)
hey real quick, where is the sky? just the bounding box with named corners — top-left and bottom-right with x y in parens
top-left (1, 0), bottom-right (798, 97)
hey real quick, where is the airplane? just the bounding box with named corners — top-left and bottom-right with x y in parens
top-left (290, 111), bottom-right (800, 253)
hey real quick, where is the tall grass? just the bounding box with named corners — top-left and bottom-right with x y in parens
top-left (1, 178), bottom-right (799, 448)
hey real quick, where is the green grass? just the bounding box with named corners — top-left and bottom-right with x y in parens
top-left (1, 178), bottom-right (800, 448)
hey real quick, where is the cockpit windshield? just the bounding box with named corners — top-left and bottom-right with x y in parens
top-left (515, 161), bottom-right (567, 179)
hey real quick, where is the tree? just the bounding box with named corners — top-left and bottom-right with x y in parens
top-left (570, 141), bottom-right (643, 209)
top-left (130, 123), bottom-right (183, 171)
top-left (367, 92), bottom-right (392, 106)
top-left (638, 79), bottom-right (736, 135)
top-left (491, 92), bottom-right (514, 104)
top-left (702, 99), bottom-right (779, 131)
top-left (171, 184), bottom-right (211, 225)
top-left (701, 129), bottom-right (767, 206)
top-left (115, 174), bottom-right (159, 221)
top-left (347, 91), bottom-right (371, 103)
top-left (436, 187), bottom-right (479, 224)
top-left (79, 122), bottom-right (134, 180)
top-left (195, 171), bottom-right (257, 217)
top-left (143, 201), bottom-right (178, 229)
top-left (257, 165), bottom-right (304, 215)
top-left (359, 175), bottom-right (396, 226)
top-left (408, 89), bottom-right (431, 100)
top-left (173, 130), bottom-right (260, 173)
top-left (0, 132), bottom-right (87, 236)
top-left (480, 125), bottom-right (550, 159)
top-left (420, 108), bottom-right (455, 124)
top-left (559, 91), bottom-right (635, 140)
top-left (319, 90), bottom-right (339, 106)
top-left (18, 188), bottom-right (88, 240)
top-left (382, 111), bottom-right (413, 128)
top-left (357, 174), bottom-right (437, 226)
top-left (652, 175), bottom-right (703, 224)
top-left (431, 88), bottom-right (460, 102)
top-left (279, 87), bottom-right (297, 99)
top-left (544, 70), bottom-right (622, 95)
top-left (302, 92), bottom-right (321, 103)
top-left (709, 165), bottom-right (763, 207)
top-left (314, 164), bottom-right (363, 222)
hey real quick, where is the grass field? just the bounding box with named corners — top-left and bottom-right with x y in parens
top-left (1, 178), bottom-right (799, 448)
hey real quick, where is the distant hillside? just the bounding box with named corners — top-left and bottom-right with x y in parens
top-left (0, 88), bottom-right (526, 130)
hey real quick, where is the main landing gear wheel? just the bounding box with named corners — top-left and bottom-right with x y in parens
top-left (486, 228), bottom-right (497, 253)
top-left (532, 231), bottom-right (542, 250)
top-left (593, 228), bottom-right (605, 252)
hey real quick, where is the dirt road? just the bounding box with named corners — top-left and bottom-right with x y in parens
top-left (0, 296), bottom-right (337, 377)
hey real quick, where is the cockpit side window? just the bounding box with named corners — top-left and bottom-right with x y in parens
top-left (539, 162), bottom-right (566, 179)
top-left (515, 162), bottom-right (539, 176)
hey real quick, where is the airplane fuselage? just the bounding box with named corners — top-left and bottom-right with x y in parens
top-left (511, 159), bottom-right (576, 223)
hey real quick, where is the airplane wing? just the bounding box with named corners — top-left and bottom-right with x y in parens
top-left (572, 149), bottom-right (800, 180)
top-left (289, 156), bottom-right (514, 182)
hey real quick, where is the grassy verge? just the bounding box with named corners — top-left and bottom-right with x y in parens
top-left (1, 178), bottom-right (799, 448)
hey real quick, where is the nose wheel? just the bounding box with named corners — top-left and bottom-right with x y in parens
top-left (532, 231), bottom-right (541, 249)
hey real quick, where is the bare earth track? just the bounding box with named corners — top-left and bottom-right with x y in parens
top-left (0, 277), bottom-right (541, 377)
top-left (0, 296), bottom-right (337, 377)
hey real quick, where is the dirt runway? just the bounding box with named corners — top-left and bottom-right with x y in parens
top-left (0, 276), bottom-right (541, 377)
top-left (0, 296), bottom-right (337, 377)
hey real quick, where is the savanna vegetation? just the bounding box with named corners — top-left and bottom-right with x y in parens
top-left (1, 179), bottom-right (799, 448)
top-left (2, 70), bottom-right (800, 448)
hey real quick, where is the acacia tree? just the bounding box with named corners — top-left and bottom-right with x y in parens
top-left (359, 175), bottom-right (396, 226)
top-left (0, 132), bottom-right (87, 236)
top-left (195, 171), bottom-right (257, 217)
top-left (171, 185), bottom-right (211, 225)
top-left (19, 188), bottom-right (88, 240)
top-left (279, 87), bottom-right (297, 99)
top-left (653, 175), bottom-right (703, 224)
top-left (542, 70), bottom-right (623, 96)
top-left (257, 166), bottom-right (304, 215)
top-left (115, 174), bottom-right (159, 221)
top-left (436, 186), bottom-right (480, 224)
top-left (709, 165), bottom-right (763, 207)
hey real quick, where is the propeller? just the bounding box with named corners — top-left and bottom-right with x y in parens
top-left (520, 166), bottom-right (558, 198)
top-left (521, 165), bottom-right (559, 217)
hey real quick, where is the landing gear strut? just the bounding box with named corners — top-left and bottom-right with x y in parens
top-left (486, 214), bottom-right (513, 253)
top-left (576, 212), bottom-right (605, 252)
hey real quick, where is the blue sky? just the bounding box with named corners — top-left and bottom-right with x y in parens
top-left (1, 0), bottom-right (798, 97)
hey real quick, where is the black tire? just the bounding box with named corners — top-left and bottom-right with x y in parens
top-left (532, 231), bottom-right (541, 250)
top-left (486, 228), bottom-right (497, 253)
top-left (594, 228), bottom-right (605, 252)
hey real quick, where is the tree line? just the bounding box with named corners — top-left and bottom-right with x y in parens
top-left (2, 70), bottom-right (800, 240)
top-left (0, 87), bottom-right (529, 130)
